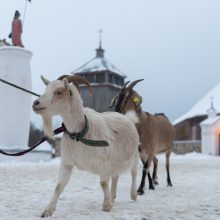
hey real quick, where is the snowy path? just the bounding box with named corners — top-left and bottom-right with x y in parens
top-left (0, 153), bottom-right (220, 220)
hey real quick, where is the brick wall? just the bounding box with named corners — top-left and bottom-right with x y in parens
top-left (173, 140), bottom-right (201, 154)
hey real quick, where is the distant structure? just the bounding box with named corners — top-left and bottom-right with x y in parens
top-left (174, 84), bottom-right (220, 156)
top-left (200, 98), bottom-right (220, 155)
top-left (0, 46), bottom-right (32, 149)
top-left (72, 31), bottom-right (126, 112)
top-left (0, 45), bottom-right (52, 161)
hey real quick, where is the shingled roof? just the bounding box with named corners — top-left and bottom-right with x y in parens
top-left (72, 45), bottom-right (126, 78)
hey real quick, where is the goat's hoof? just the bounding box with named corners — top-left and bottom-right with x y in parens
top-left (153, 180), bottom-right (159, 185)
top-left (131, 191), bottom-right (137, 201)
top-left (137, 188), bottom-right (145, 195)
top-left (41, 209), bottom-right (54, 218)
top-left (167, 183), bottom-right (173, 187)
top-left (102, 202), bottom-right (112, 212)
top-left (111, 195), bottom-right (116, 203)
top-left (149, 185), bottom-right (155, 190)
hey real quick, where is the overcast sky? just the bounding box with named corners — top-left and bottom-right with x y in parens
top-left (1, 0), bottom-right (220, 122)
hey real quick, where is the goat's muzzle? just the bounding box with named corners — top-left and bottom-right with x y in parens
top-left (32, 99), bottom-right (46, 113)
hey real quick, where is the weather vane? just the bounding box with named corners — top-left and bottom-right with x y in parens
top-left (98, 28), bottom-right (103, 48)
top-left (210, 96), bottom-right (214, 109)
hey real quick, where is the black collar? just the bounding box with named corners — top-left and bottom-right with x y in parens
top-left (62, 115), bottom-right (109, 147)
top-left (62, 115), bottom-right (88, 141)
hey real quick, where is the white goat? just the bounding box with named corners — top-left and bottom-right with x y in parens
top-left (32, 75), bottom-right (139, 217)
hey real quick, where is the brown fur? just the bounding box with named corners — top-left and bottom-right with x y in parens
top-left (111, 80), bottom-right (175, 193)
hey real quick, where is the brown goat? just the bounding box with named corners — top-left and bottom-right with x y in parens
top-left (110, 79), bottom-right (175, 195)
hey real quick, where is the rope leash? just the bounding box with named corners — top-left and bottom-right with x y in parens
top-left (0, 127), bottom-right (64, 156)
top-left (0, 116), bottom-right (109, 156)
top-left (0, 78), bottom-right (40, 97)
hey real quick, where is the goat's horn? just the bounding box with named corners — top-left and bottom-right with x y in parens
top-left (57, 75), bottom-right (81, 93)
top-left (127, 79), bottom-right (144, 90)
top-left (57, 75), bottom-right (71, 80)
top-left (66, 75), bottom-right (93, 95)
top-left (41, 75), bottom-right (51, 86)
top-left (122, 81), bottom-right (130, 89)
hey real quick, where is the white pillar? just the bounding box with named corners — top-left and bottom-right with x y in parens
top-left (0, 46), bottom-right (33, 149)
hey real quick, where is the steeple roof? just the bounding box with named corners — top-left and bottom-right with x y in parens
top-left (72, 54), bottom-right (126, 77)
top-left (72, 38), bottom-right (126, 78)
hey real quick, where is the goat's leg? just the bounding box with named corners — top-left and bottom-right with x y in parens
top-left (137, 158), bottom-right (154, 195)
top-left (100, 176), bottom-right (112, 212)
top-left (147, 163), bottom-right (154, 190)
top-left (111, 175), bottom-right (119, 203)
top-left (130, 159), bottom-right (138, 201)
top-left (152, 156), bottom-right (159, 185)
top-left (166, 150), bottom-right (173, 186)
top-left (137, 159), bottom-right (147, 195)
top-left (41, 164), bottom-right (73, 218)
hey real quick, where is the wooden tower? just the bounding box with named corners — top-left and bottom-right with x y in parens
top-left (72, 34), bottom-right (126, 112)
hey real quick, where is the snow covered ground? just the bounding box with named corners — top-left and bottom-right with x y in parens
top-left (0, 153), bottom-right (219, 220)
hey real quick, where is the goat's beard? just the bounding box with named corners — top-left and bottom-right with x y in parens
top-left (42, 115), bottom-right (54, 138)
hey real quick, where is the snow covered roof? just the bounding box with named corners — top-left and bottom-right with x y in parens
top-left (72, 45), bottom-right (126, 78)
top-left (200, 115), bottom-right (220, 126)
top-left (173, 82), bottom-right (220, 125)
top-left (72, 56), bottom-right (126, 77)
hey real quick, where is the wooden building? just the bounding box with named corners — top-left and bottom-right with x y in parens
top-left (175, 115), bottom-right (207, 141)
top-left (174, 82), bottom-right (220, 140)
top-left (72, 42), bottom-right (126, 112)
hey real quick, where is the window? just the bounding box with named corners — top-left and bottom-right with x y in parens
top-left (119, 78), bottom-right (124, 86)
top-left (108, 74), bottom-right (113, 83)
top-left (96, 74), bottom-right (105, 83)
top-left (115, 76), bottom-right (119, 85)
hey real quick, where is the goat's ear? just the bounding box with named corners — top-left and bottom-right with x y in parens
top-left (133, 95), bottom-right (142, 107)
top-left (63, 78), bottom-right (69, 89)
top-left (63, 78), bottom-right (72, 96)
top-left (41, 75), bottom-right (51, 86)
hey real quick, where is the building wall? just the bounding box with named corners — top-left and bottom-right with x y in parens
top-left (201, 121), bottom-right (220, 156)
top-left (175, 120), bottom-right (191, 140)
top-left (80, 84), bottom-right (120, 112)
top-left (175, 116), bottom-right (207, 140)
top-left (173, 140), bottom-right (201, 154)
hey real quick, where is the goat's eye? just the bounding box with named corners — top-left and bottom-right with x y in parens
top-left (54, 91), bottom-right (63, 96)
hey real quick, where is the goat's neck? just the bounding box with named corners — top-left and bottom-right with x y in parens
top-left (135, 106), bottom-right (143, 115)
top-left (60, 99), bottom-right (85, 133)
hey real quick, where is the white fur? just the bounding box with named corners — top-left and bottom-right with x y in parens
top-left (125, 110), bottom-right (140, 124)
top-left (33, 79), bottom-right (139, 217)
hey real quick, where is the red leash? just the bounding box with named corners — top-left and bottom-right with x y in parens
top-left (0, 126), bottom-right (64, 156)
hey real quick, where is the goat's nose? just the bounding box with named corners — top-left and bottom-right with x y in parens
top-left (33, 100), bottom-right (40, 106)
